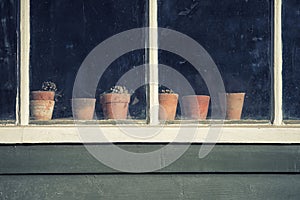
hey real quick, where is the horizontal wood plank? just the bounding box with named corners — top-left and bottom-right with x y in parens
top-left (0, 144), bottom-right (299, 174)
top-left (0, 174), bottom-right (299, 199)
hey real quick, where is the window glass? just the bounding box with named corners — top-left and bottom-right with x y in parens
top-left (30, 0), bottom-right (147, 121)
top-left (282, 0), bottom-right (300, 120)
top-left (158, 0), bottom-right (272, 120)
top-left (0, 0), bottom-right (17, 121)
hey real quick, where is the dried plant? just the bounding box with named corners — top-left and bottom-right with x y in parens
top-left (41, 81), bottom-right (57, 92)
top-left (107, 85), bottom-right (129, 94)
top-left (159, 86), bottom-right (174, 94)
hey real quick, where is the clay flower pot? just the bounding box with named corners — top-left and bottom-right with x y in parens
top-left (30, 100), bottom-right (55, 120)
top-left (72, 98), bottom-right (96, 120)
top-left (226, 93), bottom-right (245, 120)
top-left (30, 91), bottom-right (55, 120)
top-left (159, 93), bottom-right (178, 120)
top-left (100, 94), bottom-right (130, 119)
top-left (182, 95), bottom-right (210, 120)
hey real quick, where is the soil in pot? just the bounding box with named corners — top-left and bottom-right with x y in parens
top-left (30, 100), bottom-right (55, 120)
top-left (226, 93), bottom-right (245, 120)
top-left (182, 95), bottom-right (210, 120)
top-left (159, 93), bottom-right (178, 120)
top-left (100, 94), bottom-right (130, 120)
top-left (72, 98), bottom-right (96, 120)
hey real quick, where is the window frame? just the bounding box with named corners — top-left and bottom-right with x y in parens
top-left (0, 0), bottom-right (299, 144)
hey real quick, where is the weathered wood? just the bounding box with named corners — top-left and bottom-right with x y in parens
top-left (0, 174), bottom-right (299, 199)
top-left (0, 144), bottom-right (299, 174)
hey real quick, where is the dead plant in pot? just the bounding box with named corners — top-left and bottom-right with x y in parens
top-left (100, 86), bottom-right (131, 120)
top-left (159, 87), bottom-right (178, 120)
top-left (30, 81), bottom-right (57, 120)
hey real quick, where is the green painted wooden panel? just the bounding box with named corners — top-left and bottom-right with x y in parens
top-left (0, 144), bottom-right (299, 174)
top-left (0, 174), bottom-right (299, 199)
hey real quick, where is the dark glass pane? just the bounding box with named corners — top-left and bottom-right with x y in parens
top-left (282, 0), bottom-right (300, 119)
top-left (158, 0), bottom-right (272, 120)
top-left (30, 0), bottom-right (147, 120)
top-left (0, 0), bottom-right (17, 120)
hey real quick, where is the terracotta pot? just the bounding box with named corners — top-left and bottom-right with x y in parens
top-left (72, 98), bottom-right (96, 120)
top-left (100, 94), bottom-right (130, 119)
top-left (30, 100), bottom-right (55, 120)
top-left (159, 93), bottom-right (178, 120)
top-left (182, 95), bottom-right (210, 120)
top-left (31, 91), bottom-right (55, 100)
top-left (226, 93), bottom-right (245, 120)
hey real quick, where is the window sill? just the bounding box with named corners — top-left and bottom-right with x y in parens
top-left (27, 119), bottom-right (270, 126)
top-left (0, 125), bottom-right (299, 144)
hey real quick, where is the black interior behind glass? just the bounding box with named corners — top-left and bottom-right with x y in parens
top-left (282, 0), bottom-right (300, 120)
top-left (158, 0), bottom-right (272, 120)
top-left (0, 0), bottom-right (17, 120)
top-left (30, 0), bottom-right (147, 120)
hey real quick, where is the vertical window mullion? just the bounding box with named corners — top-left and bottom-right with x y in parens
top-left (20, 0), bottom-right (30, 125)
top-left (273, 0), bottom-right (283, 125)
top-left (149, 0), bottom-right (159, 125)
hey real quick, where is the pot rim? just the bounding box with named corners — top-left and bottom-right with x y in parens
top-left (100, 93), bottom-right (131, 103)
top-left (71, 98), bottom-right (96, 100)
top-left (30, 100), bottom-right (55, 102)
top-left (159, 93), bottom-right (179, 96)
top-left (226, 92), bottom-right (246, 95)
top-left (182, 95), bottom-right (210, 98)
top-left (31, 91), bottom-right (55, 93)
top-left (100, 93), bottom-right (131, 96)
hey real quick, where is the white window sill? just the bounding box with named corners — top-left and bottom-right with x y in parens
top-left (0, 125), bottom-right (300, 144)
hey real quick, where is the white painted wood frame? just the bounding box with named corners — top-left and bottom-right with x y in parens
top-left (2, 0), bottom-right (299, 144)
